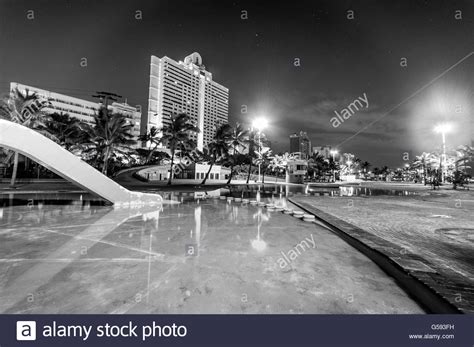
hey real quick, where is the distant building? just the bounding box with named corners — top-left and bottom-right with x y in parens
top-left (109, 102), bottom-right (141, 141)
top-left (9, 82), bottom-right (141, 144)
top-left (289, 131), bottom-right (312, 159)
top-left (147, 52), bottom-right (229, 151)
top-left (289, 134), bottom-right (299, 153)
top-left (312, 145), bottom-right (332, 159)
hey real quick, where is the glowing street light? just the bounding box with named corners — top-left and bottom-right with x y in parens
top-left (434, 122), bottom-right (453, 135)
top-left (252, 117), bottom-right (268, 183)
top-left (434, 122), bottom-right (453, 183)
top-left (252, 117), bottom-right (268, 132)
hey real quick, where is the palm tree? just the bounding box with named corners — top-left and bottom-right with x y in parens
top-left (308, 152), bottom-right (327, 178)
top-left (77, 107), bottom-right (136, 176)
top-left (328, 156), bottom-right (339, 181)
top-left (454, 145), bottom-right (473, 174)
top-left (270, 152), bottom-right (297, 176)
top-left (161, 113), bottom-right (200, 185)
top-left (256, 147), bottom-right (273, 183)
top-left (201, 124), bottom-right (231, 184)
top-left (47, 112), bottom-right (85, 150)
top-left (138, 126), bottom-right (162, 164)
top-left (413, 152), bottom-right (440, 184)
top-left (341, 152), bottom-right (357, 175)
top-left (361, 161), bottom-right (371, 173)
top-left (380, 165), bottom-right (390, 178)
top-left (269, 154), bottom-right (287, 180)
top-left (245, 129), bottom-right (258, 184)
top-left (353, 157), bottom-right (362, 173)
top-left (0, 88), bottom-right (53, 187)
top-left (226, 123), bottom-right (249, 184)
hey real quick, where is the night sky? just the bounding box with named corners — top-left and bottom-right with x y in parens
top-left (0, 0), bottom-right (472, 167)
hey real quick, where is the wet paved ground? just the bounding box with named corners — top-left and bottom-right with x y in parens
top-left (0, 191), bottom-right (423, 314)
top-left (291, 191), bottom-right (474, 313)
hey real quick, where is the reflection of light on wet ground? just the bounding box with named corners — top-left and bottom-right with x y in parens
top-left (251, 238), bottom-right (267, 251)
top-left (0, 184), bottom-right (424, 314)
top-left (0, 203), bottom-right (166, 313)
top-left (251, 207), bottom-right (267, 252)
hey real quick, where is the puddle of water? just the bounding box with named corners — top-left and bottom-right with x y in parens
top-left (150, 184), bottom-right (418, 202)
top-left (0, 184), bottom-right (419, 208)
top-left (0, 184), bottom-right (426, 314)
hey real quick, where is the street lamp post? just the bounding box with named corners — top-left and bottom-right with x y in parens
top-left (258, 131), bottom-right (261, 182)
top-left (434, 122), bottom-right (453, 183)
top-left (252, 117), bottom-right (268, 183)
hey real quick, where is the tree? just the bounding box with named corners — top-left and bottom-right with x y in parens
top-left (77, 107), bottom-right (136, 176)
top-left (256, 147), bottom-right (273, 183)
top-left (361, 161), bottom-right (371, 173)
top-left (269, 152), bottom-right (297, 177)
top-left (245, 129), bottom-right (258, 184)
top-left (226, 123), bottom-right (249, 184)
top-left (454, 145), bottom-right (473, 174)
top-left (46, 112), bottom-right (85, 150)
top-left (135, 148), bottom-right (169, 165)
top-left (413, 152), bottom-right (438, 184)
top-left (308, 152), bottom-right (328, 178)
top-left (268, 154), bottom-right (286, 179)
top-left (380, 166), bottom-right (390, 178)
top-left (328, 156), bottom-right (339, 181)
top-left (138, 126), bottom-right (162, 164)
top-left (0, 88), bottom-right (54, 187)
top-left (161, 113), bottom-right (200, 185)
top-left (340, 152), bottom-right (359, 175)
top-left (201, 124), bottom-right (231, 184)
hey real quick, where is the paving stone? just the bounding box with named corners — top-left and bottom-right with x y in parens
top-left (389, 258), bottom-right (437, 273)
top-left (289, 196), bottom-right (474, 313)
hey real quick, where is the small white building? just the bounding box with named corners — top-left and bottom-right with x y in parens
top-left (286, 159), bottom-right (307, 184)
top-left (192, 163), bottom-right (230, 181)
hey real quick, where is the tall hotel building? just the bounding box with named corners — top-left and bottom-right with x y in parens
top-left (147, 52), bottom-right (229, 150)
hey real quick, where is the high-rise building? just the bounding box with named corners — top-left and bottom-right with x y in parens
top-left (9, 82), bottom-right (141, 142)
top-left (147, 52), bottom-right (229, 150)
top-left (312, 145), bottom-right (332, 159)
top-left (289, 131), bottom-right (312, 159)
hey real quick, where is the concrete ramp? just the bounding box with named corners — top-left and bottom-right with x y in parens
top-left (0, 119), bottom-right (162, 205)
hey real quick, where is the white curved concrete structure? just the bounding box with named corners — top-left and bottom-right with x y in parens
top-left (0, 119), bottom-right (162, 205)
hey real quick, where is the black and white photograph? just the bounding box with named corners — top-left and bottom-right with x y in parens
top-left (0, 0), bottom-right (473, 340)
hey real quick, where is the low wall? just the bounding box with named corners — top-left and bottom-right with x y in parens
top-left (0, 178), bottom-right (67, 184)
